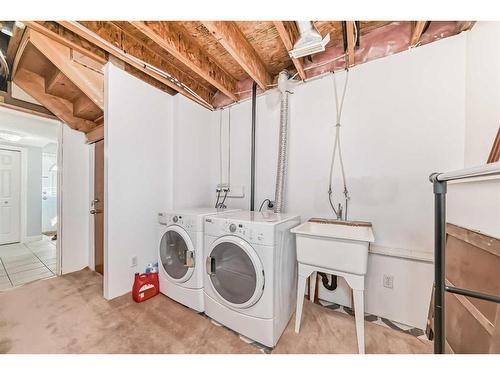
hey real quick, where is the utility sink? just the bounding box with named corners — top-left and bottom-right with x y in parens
top-left (291, 218), bottom-right (375, 275)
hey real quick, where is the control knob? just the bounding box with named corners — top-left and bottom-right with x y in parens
top-left (229, 223), bottom-right (237, 233)
top-left (172, 216), bottom-right (179, 223)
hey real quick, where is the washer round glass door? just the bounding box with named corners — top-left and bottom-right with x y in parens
top-left (159, 226), bottom-right (195, 283)
top-left (206, 236), bottom-right (264, 309)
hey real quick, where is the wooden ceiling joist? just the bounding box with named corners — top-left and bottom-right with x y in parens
top-left (15, 20), bottom-right (473, 111)
top-left (109, 21), bottom-right (215, 98)
top-left (410, 21), bottom-right (429, 47)
top-left (456, 21), bottom-right (476, 33)
top-left (24, 21), bottom-right (107, 65)
top-left (202, 21), bottom-right (272, 90)
top-left (130, 21), bottom-right (238, 102)
top-left (85, 124), bottom-right (104, 144)
top-left (273, 21), bottom-right (306, 81)
top-left (345, 21), bottom-right (356, 68)
top-left (57, 21), bottom-right (215, 109)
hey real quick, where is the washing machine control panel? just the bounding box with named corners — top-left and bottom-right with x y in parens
top-left (158, 213), bottom-right (196, 230)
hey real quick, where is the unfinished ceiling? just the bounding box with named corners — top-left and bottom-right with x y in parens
top-left (2, 20), bottom-right (475, 137)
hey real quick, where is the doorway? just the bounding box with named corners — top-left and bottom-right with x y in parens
top-left (92, 139), bottom-right (104, 275)
top-left (0, 106), bottom-right (61, 291)
top-left (41, 148), bottom-right (58, 239)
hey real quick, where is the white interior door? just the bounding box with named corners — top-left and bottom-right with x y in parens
top-left (0, 149), bottom-right (21, 245)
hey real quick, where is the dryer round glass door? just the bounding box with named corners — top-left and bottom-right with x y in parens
top-left (206, 236), bottom-right (264, 309)
top-left (159, 226), bottom-right (195, 283)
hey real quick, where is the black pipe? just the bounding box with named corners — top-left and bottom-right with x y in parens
top-left (318, 272), bottom-right (338, 291)
top-left (341, 22), bottom-right (347, 52)
top-left (250, 81), bottom-right (257, 211)
top-left (430, 174), bottom-right (447, 354)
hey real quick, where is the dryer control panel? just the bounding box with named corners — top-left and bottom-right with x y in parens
top-left (205, 218), bottom-right (275, 246)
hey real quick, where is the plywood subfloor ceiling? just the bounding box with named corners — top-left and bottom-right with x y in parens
top-left (6, 21), bottom-right (475, 129)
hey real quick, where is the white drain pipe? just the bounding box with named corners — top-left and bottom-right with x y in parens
top-left (274, 70), bottom-right (290, 213)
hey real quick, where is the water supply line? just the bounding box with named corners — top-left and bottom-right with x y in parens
top-left (274, 70), bottom-right (290, 214)
top-left (328, 70), bottom-right (351, 220)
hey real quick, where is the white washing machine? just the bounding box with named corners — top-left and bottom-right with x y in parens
top-left (203, 210), bottom-right (300, 347)
top-left (157, 207), bottom-right (239, 312)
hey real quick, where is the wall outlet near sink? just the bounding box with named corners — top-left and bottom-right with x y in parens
top-left (383, 274), bottom-right (394, 289)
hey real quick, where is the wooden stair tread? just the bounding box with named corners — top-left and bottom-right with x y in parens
top-left (12, 28), bottom-right (104, 135)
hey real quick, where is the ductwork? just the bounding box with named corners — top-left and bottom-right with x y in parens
top-left (289, 21), bottom-right (330, 59)
top-left (274, 70), bottom-right (290, 214)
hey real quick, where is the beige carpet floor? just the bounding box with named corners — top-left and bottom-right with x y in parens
top-left (0, 268), bottom-right (431, 354)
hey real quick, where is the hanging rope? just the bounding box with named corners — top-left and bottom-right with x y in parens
top-left (328, 69), bottom-right (351, 220)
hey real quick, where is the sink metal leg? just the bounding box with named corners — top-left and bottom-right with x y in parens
top-left (295, 271), bottom-right (308, 333)
top-left (352, 288), bottom-right (365, 354)
top-left (309, 272), bottom-right (316, 302)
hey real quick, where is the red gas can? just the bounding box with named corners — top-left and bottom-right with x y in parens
top-left (132, 272), bottom-right (159, 303)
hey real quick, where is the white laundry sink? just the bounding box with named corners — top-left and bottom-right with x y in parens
top-left (291, 218), bottom-right (374, 275)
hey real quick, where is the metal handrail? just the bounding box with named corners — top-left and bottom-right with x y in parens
top-left (430, 161), bottom-right (500, 354)
top-left (430, 161), bottom-right (500, 182)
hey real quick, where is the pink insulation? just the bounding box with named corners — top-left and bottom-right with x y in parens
top-left (212, 77), bottom-right (264, 108)
top-left (213, 21), bottom-right (463, 108)
top-left (419, 21), bottom-right (461, 46)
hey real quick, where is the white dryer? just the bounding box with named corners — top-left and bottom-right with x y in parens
top-left (203, 210), bottom-right (300, 347)
top-left (157, 208), bottom-right (239, 312)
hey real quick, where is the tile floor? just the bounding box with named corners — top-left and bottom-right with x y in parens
top-left (0, 236), bottom-right (56, 291)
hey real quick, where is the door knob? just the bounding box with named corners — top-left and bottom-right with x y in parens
top-left (90, 209), bottom-right (102, 215)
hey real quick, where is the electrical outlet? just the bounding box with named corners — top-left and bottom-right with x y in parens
top-left (130, 256), bottom-right (138, 268)
top-left (383, 274), bottom-right (394, 289)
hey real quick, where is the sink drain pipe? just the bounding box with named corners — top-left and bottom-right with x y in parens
top-left (318, 272), bottom-right (338, 291)
top-left (274, 70), bottom-right (290, 213)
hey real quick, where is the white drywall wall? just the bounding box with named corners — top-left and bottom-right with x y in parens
top-left (465, 22), bottom-right (500, 167)
top-left (104, 63), bottom-right (172, 299)
top-left (447, 22), bottom-right (500, 241)
top-left (172, 95), bottom-right (215, 208)
top-left (61, 124), bottom-right (90, 274)
top-left (203, 34), bottom-right (467, 328)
